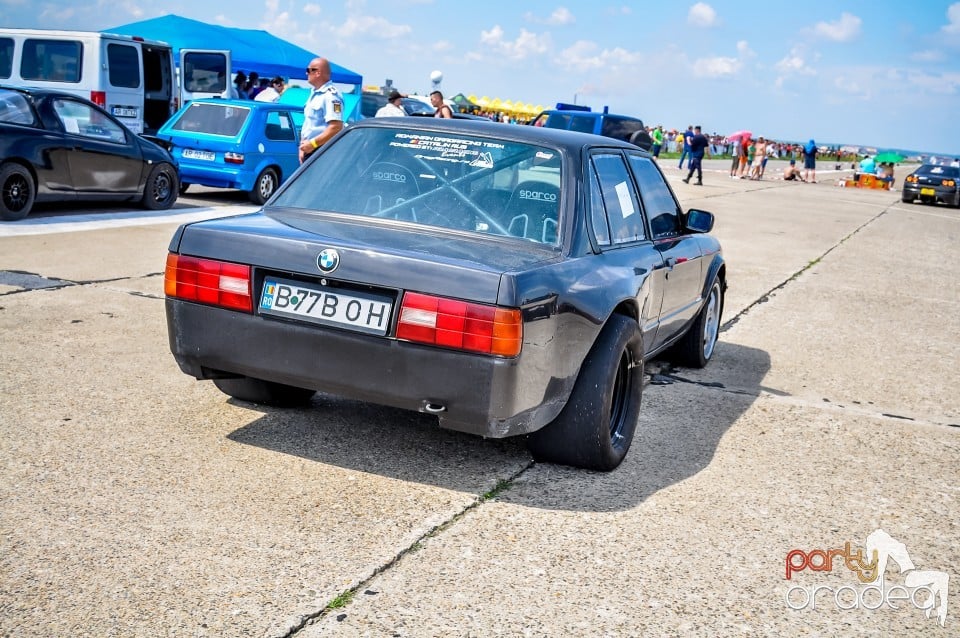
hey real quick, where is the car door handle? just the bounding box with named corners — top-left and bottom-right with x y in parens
top-left (664, 257), bottom-right (678, 269)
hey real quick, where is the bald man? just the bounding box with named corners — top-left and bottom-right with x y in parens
top-left (299, 57), bottom-right (344, 162)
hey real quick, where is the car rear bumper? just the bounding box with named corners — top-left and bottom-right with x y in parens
top-left (166, 298), bottom-right (570, 438)
top-left (902, 184), bottom-right (960, 205)
top-left (177, 162), bottom-right (253, 190)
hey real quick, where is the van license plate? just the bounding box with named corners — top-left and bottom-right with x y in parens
top-left (182, 149), bottom-right (216, 161)
top-left (111, 106), bottom-right (138, 118)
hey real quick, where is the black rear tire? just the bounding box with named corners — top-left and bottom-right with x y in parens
top-left (213, 377), bottom-right (316, 407)
top-left (141, 162), bottom-right (179, 210)
top-left (249, 167), bottom-right (279, 204)
top-left (671, 279), bottom-right (723, 368)
top-left (526, 314), bottom-right (643, 471)
top-left (0, 164), bottom-right (35, 221)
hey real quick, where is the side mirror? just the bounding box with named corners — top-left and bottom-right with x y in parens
top-left (685, 208), bottom-right (714, 234)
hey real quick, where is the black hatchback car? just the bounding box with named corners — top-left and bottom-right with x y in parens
top-left (0, 85), bottom-right (179, 221)
top-left (901, 163), bottom-right (960, 207)
top-left (165, 119), bottom-right (725, 471)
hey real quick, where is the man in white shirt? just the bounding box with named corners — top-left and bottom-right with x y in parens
top-left (299, 58), bottom-right (344, 162)
top-left (375, 90), bottom-right (406, 117)
top-left (254, 77), bottom-right (285, 103)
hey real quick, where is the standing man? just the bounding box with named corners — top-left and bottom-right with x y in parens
top-left (299, 58), bottom-right (344, 163)
top-left (651, 125), bottom-right (664, 161)
top-left (677, 125), bottom-right (693, 170)
top-left (802, 139), bottom-right (817, 183)
top-left (430, 91), bottom-right (453, 118)
top-left (682, 125), bottom-right (709, 186)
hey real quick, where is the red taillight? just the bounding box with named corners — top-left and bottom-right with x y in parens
top-left (224, 152), bottom-right (244, 164)
top-left (943, 179), bottom-right (956, 187)
top-left (165, 254), bottom-right (252, 312)
top-left (396, 292), bottom-right (522, 357)
top-left (90, 91), bottom-right (106, 108)
top-left (906, 175), bottom-right (918, 183)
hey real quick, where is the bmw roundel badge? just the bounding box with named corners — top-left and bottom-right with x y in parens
top-left (317, 248), bottom-right (340, 273)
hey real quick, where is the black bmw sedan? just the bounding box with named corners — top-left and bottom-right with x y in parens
top-left (0, 85), bottom-right (178, 221)
top-left (165, 118), bottom-right (726, 471)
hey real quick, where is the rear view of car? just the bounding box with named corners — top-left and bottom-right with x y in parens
top-left (157, 99), bottom-right (303, 204)
top-left (901, 164), bottom-right (960, 207)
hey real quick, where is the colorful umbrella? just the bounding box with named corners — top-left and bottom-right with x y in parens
top-left (874, 152), bottom-right (905, 164)
top-left (727, 130), bottom-right (752, 142)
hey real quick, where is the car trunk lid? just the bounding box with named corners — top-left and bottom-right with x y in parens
top-left (173, 211), bottom-right (560, 305)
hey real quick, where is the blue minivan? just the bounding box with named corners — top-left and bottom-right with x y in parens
top-left (157, 99), bottom-right (304, 203)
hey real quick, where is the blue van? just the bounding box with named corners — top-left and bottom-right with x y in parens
top-left (157, 98), bottom-right (304, 203)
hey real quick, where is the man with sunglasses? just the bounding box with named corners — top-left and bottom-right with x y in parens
top-left (299, 57), bottom-right (344, 162)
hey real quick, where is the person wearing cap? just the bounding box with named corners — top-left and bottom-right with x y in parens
top-left (375, 90), bottom-right (407, 117)
top-left (299, 57), bottom-right (344, 163)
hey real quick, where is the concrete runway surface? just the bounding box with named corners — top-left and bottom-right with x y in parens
top-left (0, 161), bottom-right (957, 636)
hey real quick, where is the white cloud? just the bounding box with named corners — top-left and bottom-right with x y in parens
top-left (776, 47), bottom-right (815, 75)
top-left (339, 15), bottom-right (412, 39)
top-left (906, 70), bottom-right (960, 95)
top-left (303, 4), bottom-right (323, 17)
top-left (524, 7), bottom-right (575, 25)
top-left (688, 3), bottom-right (718, 28)
top-left (557, 40), bottom-right (642, 72)
top-left (692, 55), bottom-right (740, 77)
top-left (813, 12), bottom-right (862, 42)
top-left (911, 50), bottom-right (944, 62)
top-left (478, 25), bottom-right (551, 61)
top-left (943, 2), bottom-right (960, 34)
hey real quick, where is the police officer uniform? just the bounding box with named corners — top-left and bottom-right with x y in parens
top-left (301, 81), bottom-right (343, 154)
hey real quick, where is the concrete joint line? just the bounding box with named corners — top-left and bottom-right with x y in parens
top-left (281, 460), bottom-right (535, 637)
top-left (720, 208), bottom-right (888, 334)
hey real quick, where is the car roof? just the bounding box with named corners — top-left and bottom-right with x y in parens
top-left (346, 117), bottom-right (640, 153)
top-left (0, 84), bottom-right (87, 102)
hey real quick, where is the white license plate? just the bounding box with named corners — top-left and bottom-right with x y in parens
top-left (182, 149), bottom-right (216, 161)
top-left (111, 106), bottom-right (138, 118)
top-left (259, 278), bottom-right (393, 335)
top-left (920, 187), bottom-right (935, 196)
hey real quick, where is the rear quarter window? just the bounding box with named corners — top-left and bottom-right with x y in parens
top-left (628, 154), bottom-right (681, 239)
top-left (0, 91), bottom-right (38, 126)
top-left (601, 116), bottom-right (644, 142)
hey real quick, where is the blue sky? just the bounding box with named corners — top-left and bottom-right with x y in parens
top-left (3, 0), bottom-right (959, 155)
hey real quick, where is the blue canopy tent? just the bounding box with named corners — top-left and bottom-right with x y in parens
top-left (104, 14), bottom-right (362, 86)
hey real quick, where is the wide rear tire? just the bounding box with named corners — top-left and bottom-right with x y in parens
top-left (213, 377), bottom-right (316, 407)
top-left (526, 314), bottom-right (643, 471)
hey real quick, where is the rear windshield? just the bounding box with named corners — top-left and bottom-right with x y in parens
top-left (171, 102), bottom-right (250, 136)
top-left (271, 126), bottom-right (563, 245)
top-left (917, 164), bottom-right (959, 178)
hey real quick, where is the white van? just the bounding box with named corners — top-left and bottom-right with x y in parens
top-left (0, 28), bottom-right (231, 135)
